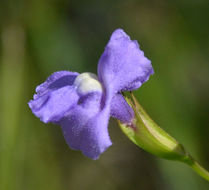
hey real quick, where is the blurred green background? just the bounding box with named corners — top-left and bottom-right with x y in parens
top-left (0, 0), bottom-right (209, 189)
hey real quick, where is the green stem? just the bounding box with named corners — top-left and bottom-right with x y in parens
top-left (121, 92), bottom-right (209, 182)
top-left (186, 157), bottom-right (209, 182)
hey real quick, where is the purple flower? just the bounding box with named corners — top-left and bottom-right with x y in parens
top-left (28, 29), bottom-right (154, 159)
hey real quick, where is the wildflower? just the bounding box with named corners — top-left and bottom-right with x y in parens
top-left (28, 29), bottom-right (154, 159)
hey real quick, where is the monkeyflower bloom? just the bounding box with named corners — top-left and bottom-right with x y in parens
top-left (28, 29), bottom-right (154, 159)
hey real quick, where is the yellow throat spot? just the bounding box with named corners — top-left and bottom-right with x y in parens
top-left (74, 72), bottom-right (103, 95)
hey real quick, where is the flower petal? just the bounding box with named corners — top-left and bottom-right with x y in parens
top-left (59, 92), bottom-right (112, 160)
top-left (98, 29), bottom-right (154, 94)
top-left (110, 93), bottom-right (134, 124)
top-left (34, 71), bottom-right (79, 99)
top-left (28, 71), bottom-right (79, 123)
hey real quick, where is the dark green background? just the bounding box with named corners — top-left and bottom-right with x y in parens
top-left (0, 0), bottom-right (209, 189)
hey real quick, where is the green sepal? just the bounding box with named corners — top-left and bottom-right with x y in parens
top-left (118, 93), bottom-right (209, 182)
top-left (118, 93), bottom-right (189, 161)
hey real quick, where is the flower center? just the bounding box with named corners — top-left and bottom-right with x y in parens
top-left (74, 72), bottom-right (103, 95)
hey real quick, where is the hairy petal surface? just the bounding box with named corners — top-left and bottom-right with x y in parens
top-left (98, 29), bottom-right (154, 94)
top-left (28, 71), bottom-right (79, 123)
top-left (110, 93), bottom-right (134, 123)
top-left (34, 71), bottom-right (79, 98)
top-left (59, 92), bottom-right (112, 159)
top-left (28, 29), bottom-right (155, 160)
